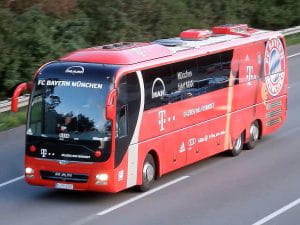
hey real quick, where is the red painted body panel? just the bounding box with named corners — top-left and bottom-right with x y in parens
top-left (21, 25), bottom-right (288, 192)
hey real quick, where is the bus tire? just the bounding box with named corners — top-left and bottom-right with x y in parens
top-left (244, 121), bottom-right (260, 150)
top-left (228, 133), bottom-right (243, 157)
top-left (137, 154), bottom-right (156, 192)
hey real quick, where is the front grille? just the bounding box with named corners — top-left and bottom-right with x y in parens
top-left (40, 170), bottom-right (88, 183)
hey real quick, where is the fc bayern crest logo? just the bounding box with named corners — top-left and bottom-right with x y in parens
top-left (264, 38), bottom-right (286, 96)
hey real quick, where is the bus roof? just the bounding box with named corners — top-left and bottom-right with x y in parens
top-left (60, 24), bottom-right (282, 65)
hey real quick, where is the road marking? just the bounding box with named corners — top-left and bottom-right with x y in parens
top-left (0, 175), bottom-right (24, 188)
top-left (252, 198), bottom-right (300, 225)
top-left (288, 52), bottom-right (300, 58)
top-left (97, 175), bottom-right (190, 216)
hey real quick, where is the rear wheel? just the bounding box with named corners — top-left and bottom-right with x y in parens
top-left (137, 154), bottom-right (156, 192)
top-left (228, 133), bottom-right (243, 157)
top-left (244, 121), bottom-right (260, 150)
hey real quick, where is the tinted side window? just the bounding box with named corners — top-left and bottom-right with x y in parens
top-left (142, 65), bottom-right (175, 110)
top-left (142, 50), bottom-right (233, 110)
top-left (117, 81), bottom-right (128, 138)
top-left (115, 73), bottom-right (141, 167)
top-left (117, 74), bottom-right (141, 138)
top-left (220, 50), bottom-right (235, 85)
top-left (170, 58), bottom-right (199, 101)
top-left (198, 53), bottom-right (225, 92)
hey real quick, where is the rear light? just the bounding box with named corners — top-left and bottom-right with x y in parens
top-left (29, 145), bottom-right (37, 152)
top-left (94, 150), bottom-right (102, 158)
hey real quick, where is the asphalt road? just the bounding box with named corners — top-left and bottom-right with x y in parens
top-left (0, 45), bottom-right (300, 225)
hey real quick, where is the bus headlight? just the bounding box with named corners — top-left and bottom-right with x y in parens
top-left (95, 173), bottom-right (109, 185)
top-left (25, 167), bottom-right (35, 178)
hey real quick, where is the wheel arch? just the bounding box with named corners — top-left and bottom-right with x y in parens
top-left (256, 119), bottom-right (263, 139)
top-left (147, 149), bottom-right (161, 179)
top-left (246, 119), bottom-right (262, 141)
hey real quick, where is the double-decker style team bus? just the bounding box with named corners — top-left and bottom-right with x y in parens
top-left (11, 24), bottom-right (288, 192)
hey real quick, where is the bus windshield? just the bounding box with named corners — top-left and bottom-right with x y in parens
top-left (27, 62), bottom-right (117, 141)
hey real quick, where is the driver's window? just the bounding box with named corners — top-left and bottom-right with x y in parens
top-left (117, 78), bottom-right (128, 138)
top-left (117, 104), bottom-right (128, 137)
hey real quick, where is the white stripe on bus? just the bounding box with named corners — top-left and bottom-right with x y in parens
top-left (224, 71), bottom-right (235, 149)
top-left (126, 70), bottom-right (145, 188)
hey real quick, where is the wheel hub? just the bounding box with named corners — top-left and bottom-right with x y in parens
top-left (250, 124), bottom-right (259, 141)
top-left (234, 135), bottom-right (242, 150)
top-left (143, 162), bottom-right (154, 182)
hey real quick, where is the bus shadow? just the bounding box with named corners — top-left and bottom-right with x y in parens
top-left (32, 185), bottom-right (139, 205)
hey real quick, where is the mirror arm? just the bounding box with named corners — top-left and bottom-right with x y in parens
top-left (11, 82), bottom-right (30, 112)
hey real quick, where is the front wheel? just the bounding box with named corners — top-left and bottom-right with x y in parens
top-left (244, 121), bottom-right (260, 150)
top-left (137, 154), bottom-right (156, 192)
top-left (228, 133), bottom-right (243, 157)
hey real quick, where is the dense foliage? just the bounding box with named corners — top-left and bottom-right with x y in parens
top-left (0, 0), bottom-right (299, 99)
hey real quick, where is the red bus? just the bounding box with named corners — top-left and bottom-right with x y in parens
top-left (12, 24), bottom-right (288, 192)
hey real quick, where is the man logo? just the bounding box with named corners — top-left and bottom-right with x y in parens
top-left (65, 66), bottom-right (84, 75)
top-left (264, 38), bottom-right (286, 96)
top-left (151, 77), bottom-right (166, 99)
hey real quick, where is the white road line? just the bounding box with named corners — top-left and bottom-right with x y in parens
top-left (288, 52), bottom-right (300, 58)
top-left (97, 175), bottom-right (190, 216)
top-left (0, 175), bottom-right (24, 188)
top-left (252, 198), bottom-right (300, 225)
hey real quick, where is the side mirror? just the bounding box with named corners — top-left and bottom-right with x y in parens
top-left (106, 89), bottom-right (117, 120)
top-left (11, 82), bottom-right (32, 112)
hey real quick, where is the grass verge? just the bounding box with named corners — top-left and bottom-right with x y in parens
top-left (0, 108), bottom-right (27, 132)
top-left (286, 33), bottom-right (300, 46)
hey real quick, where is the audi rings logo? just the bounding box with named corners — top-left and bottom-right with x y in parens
top-left (264, 38), bottom-right (286, 96)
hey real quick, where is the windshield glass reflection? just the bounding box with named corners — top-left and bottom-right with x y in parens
top-left (27, 63), bottom-right (115, 141)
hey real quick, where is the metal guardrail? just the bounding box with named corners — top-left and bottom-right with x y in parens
top-left (0, 25), bottom-right (300, 114)
top-left (0, 94), bottom-right (30, 113)
top-left (279, 25), bottom-right (300, 36)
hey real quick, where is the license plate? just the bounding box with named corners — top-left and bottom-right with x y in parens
top-left (55, 183), bottom-right (74, 190)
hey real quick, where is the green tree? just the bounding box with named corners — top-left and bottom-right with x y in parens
top-left (251, 0), bottom-right (300, 29)
top-left (0, 4), bottom-right (88, 99)
top-left (1, 0), bottom-right (300, 99)
top-left (0, 6), bottom-right (22, 98)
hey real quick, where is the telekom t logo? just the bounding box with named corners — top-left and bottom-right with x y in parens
top-left (246, 66), bottom-right (256, 85)
top-left (158, 110), bottom-right (176, 131)
top-left (158, 110), bottom-right (166, 131)
top-left (41, 148), bottom-right (47, 158)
